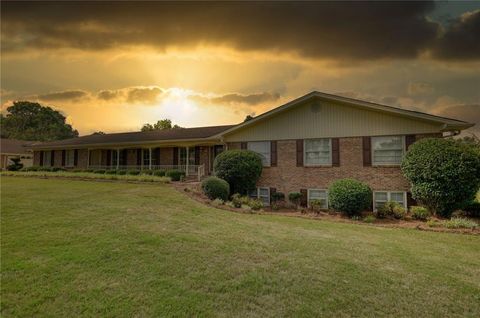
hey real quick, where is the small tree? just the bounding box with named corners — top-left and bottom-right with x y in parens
top-left (213, 150), bottom-right (263, 195)
top-left (401, 138), bottom-right (480, 217)
top-left (288, 192), bottom-right (302, 210)
top-left (6, 157), bottom-right (23, 171)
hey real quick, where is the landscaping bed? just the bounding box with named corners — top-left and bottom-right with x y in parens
top-left (175, 182), bottom-right (480, 235)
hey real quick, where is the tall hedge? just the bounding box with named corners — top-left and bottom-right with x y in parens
top-left (328, 179), bottom-right (372, 216)
top-left (213, 150), bottom-right (263, 195)
top-left (401, 138), bottom-right (480, 217)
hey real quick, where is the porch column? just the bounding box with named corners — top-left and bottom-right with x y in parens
top-left (149, 148), bottom-right (152, 170)
top-left (185, 146), bottom-right (189, 176)
top-left (116, 149), bottom-right (120, 169)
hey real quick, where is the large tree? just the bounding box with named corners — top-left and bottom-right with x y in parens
top-left (0, 101), bottom-right (78, 141)
top-left (141, 119), bottom-right (181, 132)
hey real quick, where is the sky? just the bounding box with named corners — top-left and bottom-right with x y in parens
top-left (1, 1), bottom-right (479, 136)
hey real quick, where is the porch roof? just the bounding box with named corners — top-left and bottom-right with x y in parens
top-left (30, 125), bottom-right (236, 150)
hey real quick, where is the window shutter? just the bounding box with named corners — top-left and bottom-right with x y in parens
top-left (173, 147), bottom-right (179, 165)
top-left (136, 149), bottom-right (142, 166)
top-left (300, 189), bottom-right (308, 207)
top-left (332, 138), bottom-right (340, 166)
top-left (241, 142), bottom-right (247, 150)
top-left (39, 151), bottom-right (44, 166)
top-left (195, 146), bottom-right (200, 165)
top-left (407, 192), bottom-right (416, 208)
top-left (270, 187), bottom-right (276, 201)
top-left (61, 150), bottom-right (66, 166)
top-left (296, 139), bottom-right (303, 167)
top-left (405, 135), bottom-right (416, 150)
top-left (270, 141), bottom-right (277, 167)
top-left (362, 137), bottom-right (371, 166)
top-left (74, 149), bottom-right (78, 166)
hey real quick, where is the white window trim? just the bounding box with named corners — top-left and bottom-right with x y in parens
top-left (307, 189), bottom-right (329, 209)
top-left (371, 135), bottom-right (406, 166)
top-left (373, 191), bottom-right (407, 211)
top-left (252, 187), bottom-right (270, 206)
top-left (303, 138), bottom-right (332, 167)
top-left (247, 141), bottom-right (271, 167)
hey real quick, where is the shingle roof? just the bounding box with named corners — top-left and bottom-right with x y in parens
top-left (30, 125), bottom-right (236, 149)
top-left (1, 139), bottom-right (35, 154)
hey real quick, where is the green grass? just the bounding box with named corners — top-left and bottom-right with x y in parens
top-left (1, 177), bottom-right (479, 317)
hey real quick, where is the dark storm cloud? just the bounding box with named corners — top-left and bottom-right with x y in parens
top-left (1, 1), bottom-right (442, 60)
top-left (36, 90), bottom-right (88, 101)
top-left (434, 104), bottom-right (480, 135)
top-left (431, 10), bottom-right (480, 60)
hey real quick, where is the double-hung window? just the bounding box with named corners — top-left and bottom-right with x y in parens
top-left (308, 189), bottom-right (328, 209)
top-left (373, 191), bottom-right (406, 210)
top-left (247, 141), bottom-right (271, 167)
top-left (304, 139), bottom-right (331, 166)
top-left (142, 149), bottom-right (150, 167)
top-left (250, 187), bottom-right (270, 206)
top-left (43, 151), bottom-right (52, 167)
top-left (65, 150), bottom-right (75, 167)
top-left (372, 136), bottom-right (404, 165)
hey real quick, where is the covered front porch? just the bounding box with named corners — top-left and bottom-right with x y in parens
top-left (87, 143), bottom-right (225, 180)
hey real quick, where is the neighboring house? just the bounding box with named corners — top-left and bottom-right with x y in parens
top-left (1, 138), bottom-right (35, 169)
top-left (29, 91), bottom-right (474, 209)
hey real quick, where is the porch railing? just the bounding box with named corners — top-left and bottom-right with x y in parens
top-left (87, 164), bottom-right (205, 181)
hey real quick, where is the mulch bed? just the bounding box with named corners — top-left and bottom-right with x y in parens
top-left (172, 181), bottom-right (480, 236)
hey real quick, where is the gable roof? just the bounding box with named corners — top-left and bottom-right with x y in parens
top-left (215, 91), bottom-right (474, 137)
top-left (30, 125), bottom-right (235, 149)
top-left (1, 139), bottom-right (35, 154)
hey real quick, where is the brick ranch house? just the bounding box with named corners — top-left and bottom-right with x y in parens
top-left (30, 91), bottom-right (474, 209)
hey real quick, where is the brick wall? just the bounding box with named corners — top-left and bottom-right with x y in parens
top-left (228, 133), bottom-right (441, 196)
top-left (33, 151), bottom-right (41, 166)
top-left (198, 146), bottom-right (211, 174)
top-left (53, 150), bottom-right (63, 167)
top-left (77, 149), bottom-right (88, 168)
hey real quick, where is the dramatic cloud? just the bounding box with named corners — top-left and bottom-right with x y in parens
top-left (407, 82), bottom-right (435, 96)
top-left (126, 87), bottom-right (163, 104)
top-left (192, 92), bottom-right (281, 106)
top-left (433, 104), bottom-right (480, 135)
top-left (35, 90), bottom-right (88, 101)
top-left (432, 9), bottom-right (480, 60)
top-left (0, 1), bottom-right (455, 60)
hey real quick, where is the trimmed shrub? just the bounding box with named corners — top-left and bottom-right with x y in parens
top-left (376, 201), bottom-right (405, 219)
top-left (328, 179), bottom-right (372, 216)
top-left (401, 138), bottom-right (480, 217)
top-left (83, 169), bottom-right (94, 173)
top-left (153, 170), bottom-right (166, 177)
top-left (211, 198), bottom-right (224, 207)
top-left (127, 170), bottom-right (140, 175)
top-left (142, 170), bottom-right (154, 175)
top-left (213, 149), bottom-right (263, 195)
top-left (6, 158), bottom-right (23, 171)
top-left (93, 169), bottom-right (106, 174)
top-left (231, 193), bottom-right (250, 208)
top-left (271, 192), bottom-right (285, 202)
top-left (363, 215), bottom-right (376, 223)
top-left (105, 170), bottom-right (117, 175)
top-left (165, 169), bottom-right (185, 181)
top-left (22, 166), bottom-right (40, 171)
top-left (310, 199), bottom-right (324, 214)
top-left (201, 176), bottom-right (230, 201)
top-left (410, 206), bottom-right (430, 221)
top-left (248, 199), bottom-right (264, 211)
top-left (288, 192), bottom-right (302, 209)
top-left (117, 170), bottom-right (127, 175)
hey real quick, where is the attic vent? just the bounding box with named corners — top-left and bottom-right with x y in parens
top-left (310, 102), bottom-right (322, 113)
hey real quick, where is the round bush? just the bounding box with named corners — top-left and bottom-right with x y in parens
top-left (201, 176), bottom-right (230, 201)
top-left (328, 179), bottom-right (372, 216)
top-left (410, 206), bottom-right (430, 221)
top-left (153, 170), bottom-right (166, 177)
top-left (401, 138), bottom-right (480, 217)
top-left (93, 169), bottom-right (106, 174)
top-left (117, 170), bottom-right (127, 175)
top-left (105, 170), bottom-right (117, 175)
top-left (166, 169), bottom-right (185, 181)
top-left (213, 150), bottom-right (263, 195)
top-left (127, 170), bottom-right (140, 175)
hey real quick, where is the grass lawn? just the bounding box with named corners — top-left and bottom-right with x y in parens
top-left (1, 177), bottom-right (479, 317)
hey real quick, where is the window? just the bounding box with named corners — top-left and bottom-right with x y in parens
top-left (179, 147), bottom-right (196, 166)
top-left (142, 149), bottom-right (150, 167)
top-left (65, 150), bottom-right (75, 167)
top-left (42, 151), bottom-right (52, 167)
top-left (374, 191), bottom-right (406, 210)
top-left (304, 139), bottom-right (331, 166)
top-left (250, 187), bottom-right (270, 206)
top-left (112, 151), bottom-right (118, 167)
top-left (372, 136), bottom-right (404, 165)
top-left (247, 141), bottom-right (271, 166)
top-left (308, 189), bottom-right (328, 209)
